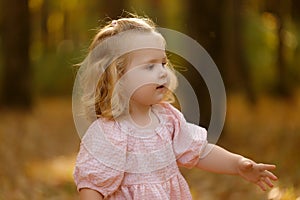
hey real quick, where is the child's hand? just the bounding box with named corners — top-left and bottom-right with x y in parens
top-left (237, 157), bottom-right (278, 191)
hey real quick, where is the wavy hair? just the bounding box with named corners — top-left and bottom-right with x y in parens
top-left (79, 15), bottom-right (177, 121)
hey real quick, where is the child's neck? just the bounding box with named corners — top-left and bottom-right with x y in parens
top-left (129, 103), bottom-right (153, 128)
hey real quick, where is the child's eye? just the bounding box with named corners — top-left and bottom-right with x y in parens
top-left (146, 64), bottom-right (155, 70)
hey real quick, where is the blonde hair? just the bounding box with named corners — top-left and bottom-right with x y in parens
top-left (79, 15), bottom-right (177, 121)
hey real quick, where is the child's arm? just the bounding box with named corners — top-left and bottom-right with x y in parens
top-left (196, 144), bottom-right (278, 191)
top-left (79, 188), bottom-right (104, 200)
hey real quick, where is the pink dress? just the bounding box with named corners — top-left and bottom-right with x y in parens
top-left (74, 103), bottom-right (207, 199)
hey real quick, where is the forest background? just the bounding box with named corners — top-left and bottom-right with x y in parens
top-left (0, 0), bottom-right (300, 199)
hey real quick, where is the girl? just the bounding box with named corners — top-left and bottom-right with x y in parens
top-left (73, 16), bottom-right (277, 200)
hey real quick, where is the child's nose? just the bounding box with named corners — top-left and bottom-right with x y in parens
top-left (159, 66), bottom-right (168, 79)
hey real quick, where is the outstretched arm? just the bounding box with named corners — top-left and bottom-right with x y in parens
top-left (196, 144), bottom-right (278, 191)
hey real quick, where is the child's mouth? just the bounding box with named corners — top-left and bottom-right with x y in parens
top-left (156, 85), bottom-right (165, 89)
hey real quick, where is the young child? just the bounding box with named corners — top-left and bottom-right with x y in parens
top-left (73, 16), bottom-right (277, 200)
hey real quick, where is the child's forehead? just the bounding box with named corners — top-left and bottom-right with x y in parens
top-left (89, 30), bottom-right (166, 66)
top-left (130, 49), bottom-right (166, 61)
top-left (127, 49), bottom-right (166, 69)
top-left (107, 31), bottom-right (165, 55)
top-left (121, 31), bottom-right (165, 51)
top-left (120, 32), bottom-right (166, 62)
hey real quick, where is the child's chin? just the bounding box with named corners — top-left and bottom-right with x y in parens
top-left (155, 96), bottom-right (165, 103)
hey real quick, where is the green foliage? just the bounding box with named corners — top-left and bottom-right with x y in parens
top-left (244, 11), bottom-right (278, 93)
top-left (2, 0), bottom-right (300, 97)
top-left (32, 47), bottom-right (82, 96)
top-left (243, 9), bottom-right (300, 94)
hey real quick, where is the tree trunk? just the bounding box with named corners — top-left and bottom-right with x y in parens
top-left (275, 0), bottom-right (292, 97)
top-left (1, 0), bottom-right (32, 109)
top-left (233, 0), bottom-right (256, 103)
top-left (101, 0), bottom-right (127, 19)
top-left (221, 0), bottom-right (239, 90)
top-left (265, 0), bottom-right (292, 97)
top-left (41, 0), bottom-right (49, 47)
top-left (185, 0), bottom-right (223, 128)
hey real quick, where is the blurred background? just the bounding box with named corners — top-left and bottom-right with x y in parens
top-left (0, 0), bottom-right (299, 199)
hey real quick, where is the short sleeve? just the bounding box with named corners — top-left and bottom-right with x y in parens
top-left (161, 103), bottom-right (208, 168)
top-left (73, 144), bottom-right (124, 197)
top-left (73, 120), bottom-right (125, 198)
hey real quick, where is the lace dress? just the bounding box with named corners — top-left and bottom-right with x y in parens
top-left (74, 103), bottom-right (207, 199)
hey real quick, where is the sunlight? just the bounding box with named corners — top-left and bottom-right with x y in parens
top-left (26, 155), bottom-right (76, 185)
top-left (47, 12), bottom-right (64, 35)
top-left (29, 0), bottom-right (43, 11)
top-left (268, 187), bottom-right (282, 200)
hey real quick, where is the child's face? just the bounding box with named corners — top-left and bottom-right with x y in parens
top-left (122, 49), bottom-right (170, 107)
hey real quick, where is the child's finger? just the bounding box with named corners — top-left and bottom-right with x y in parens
top-left (263, 177), bottom-right (274, 188)
top-left (257, 180), bottom-right (267, 191)
top-left (263, 170), bottom-right (278, 181)
top-left (258, 164), bottom-right (276, 171)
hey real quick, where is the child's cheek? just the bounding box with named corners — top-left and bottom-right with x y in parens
top-left (166, 69), bottom-right (177, 91)
top-left (125, 73), bottom-right (156, 92)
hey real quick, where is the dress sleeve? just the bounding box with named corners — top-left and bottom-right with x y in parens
top-left (73, 120), bottom-right (125, 198)
top-left (163, 103), bottom-right (208, 168)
